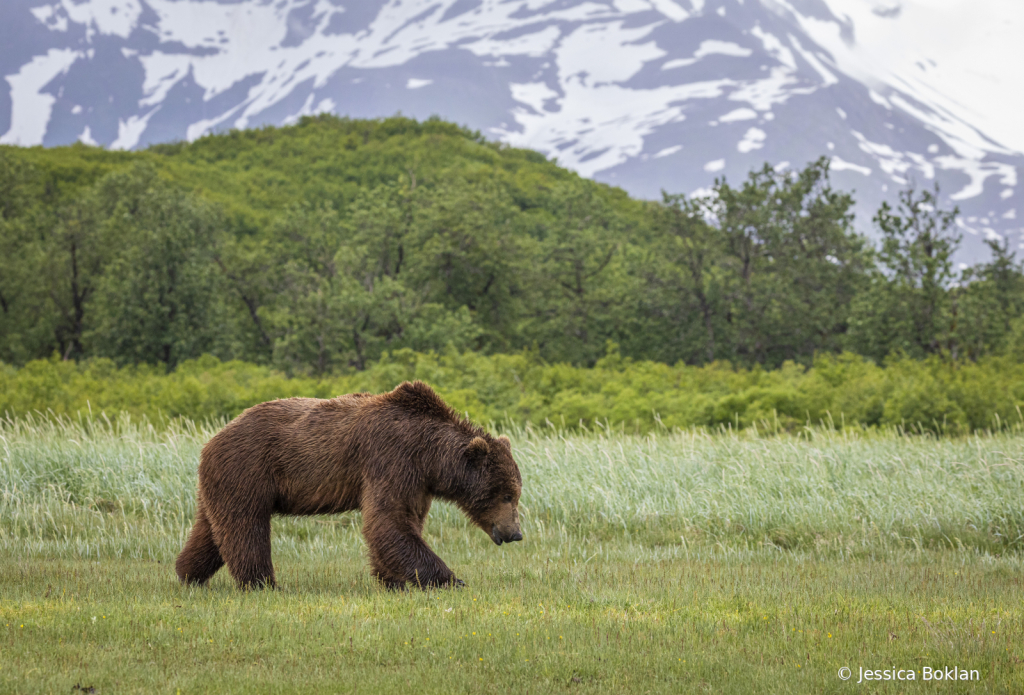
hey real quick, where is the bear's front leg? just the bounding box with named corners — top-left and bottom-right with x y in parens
top-left (362, 501), bottom-right (461, 589)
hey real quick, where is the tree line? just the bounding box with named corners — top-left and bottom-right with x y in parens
top-left (1, 115), bottom-right (1022, 374)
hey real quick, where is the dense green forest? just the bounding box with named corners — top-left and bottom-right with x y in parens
top-left (1, 114), bottom-right (1023, 376)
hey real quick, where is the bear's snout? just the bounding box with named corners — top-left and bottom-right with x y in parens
top-left (491, 524), bottom-right (523, 545)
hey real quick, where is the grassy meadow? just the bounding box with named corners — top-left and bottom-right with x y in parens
top-left (2, 416), bottom-right (1023, 693)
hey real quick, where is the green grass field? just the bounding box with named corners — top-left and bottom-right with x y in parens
top-left (2, 417), bottom-right (1023, 693)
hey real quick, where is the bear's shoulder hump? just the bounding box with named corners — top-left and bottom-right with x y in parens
top-left (386, 381), bottom-right (455, 420)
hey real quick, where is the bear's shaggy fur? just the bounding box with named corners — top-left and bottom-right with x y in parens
top-left (175, 381), bottom-right (523, 590)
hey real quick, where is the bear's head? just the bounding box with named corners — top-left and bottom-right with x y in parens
top-left (463, 434), bottom-right (523, 545)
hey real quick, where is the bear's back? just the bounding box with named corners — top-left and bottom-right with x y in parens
top-left (200, 394), bottom-right (383, 515)
top-left (197, 383), bottom-right (472, 516)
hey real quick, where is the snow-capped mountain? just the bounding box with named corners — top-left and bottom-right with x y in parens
top-left (2, 0), bottom-right (1021, 259)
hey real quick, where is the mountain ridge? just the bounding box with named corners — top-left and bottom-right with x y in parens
top-left (2, 0), bottom-right (1020, 260)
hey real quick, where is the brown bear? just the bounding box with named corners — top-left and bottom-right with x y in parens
top-left (175, 381), bottom-right (523, 590)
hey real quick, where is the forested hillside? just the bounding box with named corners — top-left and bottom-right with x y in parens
top-left (1, 115), bottom-right (1022, 375)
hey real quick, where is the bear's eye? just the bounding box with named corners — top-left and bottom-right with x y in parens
top-left (504, 495), bottom-right (513, 503)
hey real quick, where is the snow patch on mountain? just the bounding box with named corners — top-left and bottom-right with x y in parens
top-left (805, 0), bottom-right (1024, 155)
top-left (737, 128), bottom-right (766, 153)
top-left (1, 49), bottom-right (80, 145)
top-left (663, 39), bottom-right (752, 69)
top-left (718, 108), bottom-right (757, 123)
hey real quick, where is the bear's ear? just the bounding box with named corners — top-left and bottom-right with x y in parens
top-left (465, 436), bottom-right (489, 466)
top-left (497, 435), bottom-right (511, 447)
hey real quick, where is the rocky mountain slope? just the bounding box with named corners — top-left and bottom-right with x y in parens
top-left (2, 0), bottom-right (1020, 259)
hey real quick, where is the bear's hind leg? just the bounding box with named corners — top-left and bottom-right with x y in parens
top-left (216, 513), bottom-right (276, 590)
top-left (176, 507), bottom-right (224, 586)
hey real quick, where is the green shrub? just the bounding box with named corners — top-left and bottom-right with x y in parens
top-left (3, 348), bottom-right (1022, 435)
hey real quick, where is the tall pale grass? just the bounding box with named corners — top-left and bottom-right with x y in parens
top-left (2, 414), bottom-right (1022, 560)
